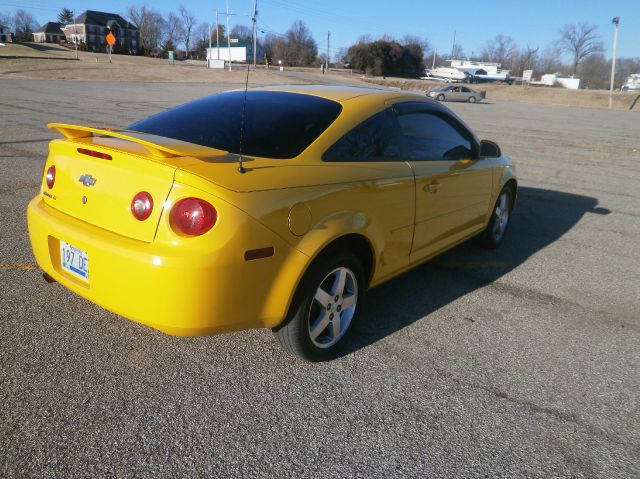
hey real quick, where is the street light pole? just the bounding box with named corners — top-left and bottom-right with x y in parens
top-left (609, 17), bottom-right (620, 110)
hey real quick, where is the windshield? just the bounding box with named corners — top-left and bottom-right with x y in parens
top-left (128, 91), bottom-right (343, 159)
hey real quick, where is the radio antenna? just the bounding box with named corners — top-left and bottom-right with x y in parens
top-left (237, 0), bottom-right (258, 174)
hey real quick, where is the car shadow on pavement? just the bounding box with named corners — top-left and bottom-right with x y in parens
top-left (343, 186), bottom-right (611, 356)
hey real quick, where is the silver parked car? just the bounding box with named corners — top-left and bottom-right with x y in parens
top-left (427, 85), bottom-right (486, 103)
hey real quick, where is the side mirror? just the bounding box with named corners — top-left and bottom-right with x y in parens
top-left (479, 139), bottom-right (501, 158)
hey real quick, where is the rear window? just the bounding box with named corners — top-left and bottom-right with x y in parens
top-left (128, 91), bottom-right (342, 159)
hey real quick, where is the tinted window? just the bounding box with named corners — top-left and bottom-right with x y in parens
top-left (323, 109), bottom-right (401, 162)
top-left (128, 91), bottom-right (342, 159)
top-left (397, 111), bottom-right (473, 161)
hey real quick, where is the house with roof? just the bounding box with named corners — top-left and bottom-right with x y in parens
top-left (0, 24), bottom-right (12, 43)
top-left (61, 10), bottom-right (139, 53)
top-left (33, 22), bottom-right (65, 43)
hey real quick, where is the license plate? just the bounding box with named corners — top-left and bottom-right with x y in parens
top-left (60, 240), bottom-right (89, 282)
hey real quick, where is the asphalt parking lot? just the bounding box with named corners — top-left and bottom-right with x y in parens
top-left (1, 79), bottom-right (639, 478)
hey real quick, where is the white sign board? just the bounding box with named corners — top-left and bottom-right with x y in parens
top-left (208, 59), bottom-right (225, 69)
top-left (522, 70), bottom-right (533, 82)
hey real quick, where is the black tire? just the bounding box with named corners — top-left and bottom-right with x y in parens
top-left (437, 94), bottom-right (445, 101)
top-left (481, 186), bottom-right (513, 248)
top-left (274, 250), bottom-right (365, 361)
top-left (468, 96), bottom-right (476, 103)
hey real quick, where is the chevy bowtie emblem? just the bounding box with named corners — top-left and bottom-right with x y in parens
top-left (78, 174), bottom-right (97, 187)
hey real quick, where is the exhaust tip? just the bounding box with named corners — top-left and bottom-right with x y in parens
top-left (42, 272), bottom-right (56, 284)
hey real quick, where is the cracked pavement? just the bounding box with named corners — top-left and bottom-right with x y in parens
top-left (1, 79), bottom-right (639, 478)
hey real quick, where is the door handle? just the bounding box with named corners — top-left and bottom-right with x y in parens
top-left (423, 181), bottom-right (440, 193)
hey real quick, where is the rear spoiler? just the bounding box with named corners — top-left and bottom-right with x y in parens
top-left (48, 123), bottom-right (229, 159)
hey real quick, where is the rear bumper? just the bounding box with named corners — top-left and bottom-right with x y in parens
top-left (27, 196), bottom-right (307, 336)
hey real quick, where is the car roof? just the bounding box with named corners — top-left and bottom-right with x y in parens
top-left (251, 84), bottom-right (422, 102)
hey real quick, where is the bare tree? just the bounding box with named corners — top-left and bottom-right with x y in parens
top-left (178, 5), bottom-right (196, 57)
top-left (401, 34), bottom-right (430, 52)
top-left (450, 43), bottom-right (464, 60)
top-left (271, 35), bottom-right (291, 65)
top-left (481, 35), bottom-right (518, 69)
top-left (1, 11), bottom-right (13, 28)
top-left (378, 33), bottom-right (395, 43)
top-left (513, 45), bottom-right (539, 76)
top-left (164, 12), bottom-right (182, 50)
top-left (192, 22), bottom-right (211, 58)
top-left (128, 5), bottom-right (165, 54)
top-left (13, 9), bottom-right (38, 41)
top-left (231, 24), bottom-right (252, 41)
top-left (335, 46), bottom-right (349, 66)
top-left (262, 32), bottom-right (278, 62)
top-left (538, 44), bottom-right (565, 73)
top-left (558, 22), bottom-right (604, 74)
top-left (285, 20), bottom-right (317, 66)
top-left (580, 53), bottom-right (609, 89)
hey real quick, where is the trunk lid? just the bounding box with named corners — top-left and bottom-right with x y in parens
top-left (43, 124), bottom-right (226, 242)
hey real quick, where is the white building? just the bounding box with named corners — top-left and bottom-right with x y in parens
top-left (206, 39), bottom-right (249, 62)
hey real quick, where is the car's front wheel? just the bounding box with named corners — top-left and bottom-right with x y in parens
top-left (468, 96), bottom-right (476, 103)
top-left (274, 251), bottom-right (365, 361)
top-left (437, 94), bottom-right (445, 101)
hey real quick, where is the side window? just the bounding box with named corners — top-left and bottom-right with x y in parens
top-left (396, 110), bottom-right (473, 161)
top-left (323, 109), bottom-right (401, 162)
top-left (461, 87), bottom-right (470, 93)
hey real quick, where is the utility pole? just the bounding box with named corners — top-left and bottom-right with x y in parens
top-left (326, 31), bottom-right (330, 70)
top-left (432, 48), bottom-right (437, 70)
top-left (208, 23), bottom-right (211, 66)
top-left (609, 17), bottom-right (620, 110)
top-left (226, 0), bottom-right (231, 71)
top-left (216, 10), bottom-right (219, 60)
top-left (252, 0), bottom-right (258, 68)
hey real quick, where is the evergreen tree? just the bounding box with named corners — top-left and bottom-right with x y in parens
top-left (57, 8), bottom-right (74, 25)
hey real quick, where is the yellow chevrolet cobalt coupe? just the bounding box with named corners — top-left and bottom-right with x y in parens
top-left (27, 85), bottom-right (516, 361)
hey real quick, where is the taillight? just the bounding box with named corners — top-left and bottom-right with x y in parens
top-left (45, 165), bottom-right (56, 189)
top-left (131, 191), bottom-right (153, 221)
top-left (170, 198), bottom-right (217, 237)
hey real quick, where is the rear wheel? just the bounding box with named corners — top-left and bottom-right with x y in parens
top-left (468, 96), bottom-right (476, 103)
top-left (481, 187), bottom-right (513, 248)
top-left (437, 94), bottom-right (445, 101)
top-left (274, 251), bottom-right (365, 361)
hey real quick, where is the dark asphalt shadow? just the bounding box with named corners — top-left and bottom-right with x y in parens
top-left (343, 186), bottom-right (610, 356)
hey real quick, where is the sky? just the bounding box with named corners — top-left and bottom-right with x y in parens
top-left (5, 0), bottom-right (640, 60)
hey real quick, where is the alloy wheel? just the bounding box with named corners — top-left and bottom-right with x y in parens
top-left (307, 267), bottom-right (358, 348)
